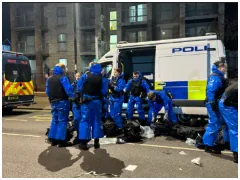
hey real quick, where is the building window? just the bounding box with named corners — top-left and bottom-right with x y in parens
top-left (110, 35), bottom-right (117, 50)
top-left (57, 7), bottom-right (66, 25)
top-left (185, 3), bottom-right (218, 17)
top-left (129, 4), bottom-right (147, 23)
top-left (110, 11), bottom-right (117, 31)
top-left (126, 31), bottom-right (147, 42)
top-left (58, 33), bottom-right (67, 51)
top-left (185, 21), bottom-right (217, 37)
top-left (161, 29), bottom-right (173, 40)
top-left (160, 3), bottom-right (173, 21)
top-left (59, 59), bottom-right (68, 67)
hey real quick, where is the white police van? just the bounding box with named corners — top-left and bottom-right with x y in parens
top-left (98, 34), bottom-right (226, 125)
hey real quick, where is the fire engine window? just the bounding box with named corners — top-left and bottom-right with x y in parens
top-left (5, 63), bottom-right (31, 82)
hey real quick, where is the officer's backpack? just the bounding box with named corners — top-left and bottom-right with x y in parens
top-left (103, 118), bottom-right (117, 137)
top-left (170, 125), bottom-right (205, 140)
top-left (123, 120), bottom-right (142, 142)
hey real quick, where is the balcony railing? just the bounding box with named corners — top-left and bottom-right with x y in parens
top-left (17, 42), bottom-right (49, 55)
top-left (16, 16), bottom-right (34, 28)
top-left (186, 9), bottom-right (218, 17)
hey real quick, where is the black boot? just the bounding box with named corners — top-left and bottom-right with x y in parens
top-left (57, 141), bottom-right (72, 148)
top-left (79, 140), bottom-right (89, 150)
top-left (205, 145), bottom-right (222, 154)
top-left (94, 139), bottom-right (100, 149)
top-left (233, 152), bottom-right (238, 163)
top-left (72, 138), bottom-right (80, 145)
top-left (50, 139), bottom-right (58, 146)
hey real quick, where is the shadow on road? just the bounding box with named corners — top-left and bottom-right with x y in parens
top-left (38, 146), bottom-right (81, 172)
top-left (80, 148), bottom-right (125, 177)
top-left (211, 153), bottom-right (233, 162)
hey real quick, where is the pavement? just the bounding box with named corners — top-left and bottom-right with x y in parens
top-left (2, 98), bottom-right (238, 178)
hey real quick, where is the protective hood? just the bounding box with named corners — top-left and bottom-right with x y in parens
top-left (133, 71), bottom-right (142, 82)
top-left (211, 64), bottom-right (224, 77)
top-left (53, 66), bottom-right (64, 75)
top-left (90, 63), bottom-right (102, 75)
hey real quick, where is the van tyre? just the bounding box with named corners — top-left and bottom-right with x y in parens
top-left (177, 114), bottom-right (197, 126)
top-left (3, 107), bottom-right (13, 115)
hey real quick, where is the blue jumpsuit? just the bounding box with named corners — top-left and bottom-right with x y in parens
top-left (77, 64), bottom-right (108, 140)
top-left (125, 72), bottom-right (150, 121)
top-left (109, 74), bottom-right (126, 128)
top-left (71, 80), bottom-right (81, 134)
top-left (218, 83), bottom-right (238, 153)
top-left (148, 90), bottom-right (178, 124)
top-left (46, 66), bottom-right (75, 141)
top-left (102, 75), bottom-right (109, 119)
top-left (203, 64), bottom-right (229, 147)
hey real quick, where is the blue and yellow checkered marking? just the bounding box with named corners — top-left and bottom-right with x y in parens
top-left (154, 80), bottom-right (207, 100)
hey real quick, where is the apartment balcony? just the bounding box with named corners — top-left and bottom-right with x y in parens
top-left (15, 16), bottom-right (48, 31)
top-left (122, 7), bottom-right (148, 26)
top-left (185, 9), bottom-right (218, 21)
top-left (17, 42), bottom-right (49, 56)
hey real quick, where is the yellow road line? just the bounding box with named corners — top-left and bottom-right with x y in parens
top-left (2, 133), bottom-right (41, 138)
top-left (128, 143), bottom-right (232, 154)
top-left (3, 118), bottom-right (28, 122)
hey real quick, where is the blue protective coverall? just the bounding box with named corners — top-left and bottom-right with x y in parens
top-left (203, 64), bottom-right (229, 147)
top-left (218, 83), bottom-right (238, 153)
top-left (71, 79), bottom-right (81, 133)
top-left (148, 90), bottom-right (178, 124)
top-left (102, 74), bottom-right (109, 119)
top-left (46, 66), bottom-right (75, 141)
top-left (77, 64), bottom-right (108, 140)
top-left (125, 72), bottom-right (150, 121)
top-left (109, 74), bottom-right (126, 128)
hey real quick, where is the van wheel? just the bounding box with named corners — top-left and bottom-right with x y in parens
top-left (3, 107), bottom-right (13, 115)
top-left (177, 114), bottom-right (197, 126)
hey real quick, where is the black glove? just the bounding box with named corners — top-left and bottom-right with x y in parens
top-left (210, 102), bottom-right (217, 111)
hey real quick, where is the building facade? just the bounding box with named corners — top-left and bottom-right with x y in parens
top-left (10, 2), bottom-right (235, 90)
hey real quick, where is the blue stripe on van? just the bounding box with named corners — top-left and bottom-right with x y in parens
top-left (163, 81), bottom-right (188, 99)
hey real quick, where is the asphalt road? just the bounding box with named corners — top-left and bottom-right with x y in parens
top-left (2, 108), bottom-right (238, 178)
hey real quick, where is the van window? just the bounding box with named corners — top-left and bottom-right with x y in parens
top-left (101, 62), bottom-right (113, 78)
top-left (5, 63), bottom-right (31, 82)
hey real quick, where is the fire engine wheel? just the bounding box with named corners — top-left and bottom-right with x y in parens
top-left (177, 114), bottom-right (197, 126)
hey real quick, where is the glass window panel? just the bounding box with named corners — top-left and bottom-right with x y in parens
top-left (161, 29), bottom-right (173, 39)
top-left (110, 35), bottom-right (117, 44)
top-left (110, 11), bottom-right (117, 20)
top-left (59, 59), bottom-right (67, 66)
top-left (110, 44), bottom-right (116, 50)
top-left (129, 17), bottom-right (136, 23)
top-left (137, 16), bottom-right (147, 22)
top-left (129, 6), bottom-right (136, 17)
top-left (110, 21), bottom-right (117, 31)
top-left (138, 31), bottom-right (147, 42)
top-left (58, 34), bottom-right (67, 42)
top-left (138, 4), bottom-right (147, 16)
top-left (127, 32), bottom-right (136, 42)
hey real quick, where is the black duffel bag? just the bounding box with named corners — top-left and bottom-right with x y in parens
top-left (170, 125), bottom-right (205, 140)
top-left (123, 120), bottom-right (142, 142)
top-left (103, 118), bottom-right (117, 137)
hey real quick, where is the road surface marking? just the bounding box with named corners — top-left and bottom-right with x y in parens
top-left (0, 133), bottom-right (233, 155)
top-left (124, 165), bottom-right (138, 171)
top-left (35, 119), bottom-right (51, 122)
top-left (3, 118), bottom-right (28, 122)
top-left (128, 143), bottom-right (232, 154)
top-left (2, 133), bottom-right (41, 138)
top-left (15, 109), bottom-right (50, 113)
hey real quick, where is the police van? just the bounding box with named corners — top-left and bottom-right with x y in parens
top-left (98, 34), bottom-right (226, 124)
top-left (2, 51), bottom-right (35, 114)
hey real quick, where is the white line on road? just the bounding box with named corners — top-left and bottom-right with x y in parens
top-left (3, 118), bottom-right (28, 122)
top-left (35, 119), bottom-right (51, 122)
top-left (128, 143), bottom-right (233, 154)
top-left (0, 133), bottom-right (233, 155)
top-left (2, 133), bottom-right (41, 138)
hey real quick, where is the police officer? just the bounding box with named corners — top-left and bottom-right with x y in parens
top-left (108, 68), bottom-right (126, 132)
top-left (203, 60), bottom-right (229, 154)
top-left (71, 72), bottom-right (81, 145)
top-left (219, 82), bottom-right (238, 163)
top-left (124, 71), bottom-right (150, 123)
top-left (101, 68), bottom-right (110, 121)
top-left (76, 63), bottom-right (108, 150)
top-left (46, 63), bottom-right (75, 147)
top-left (147, 90), bottom-right (178, 125)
